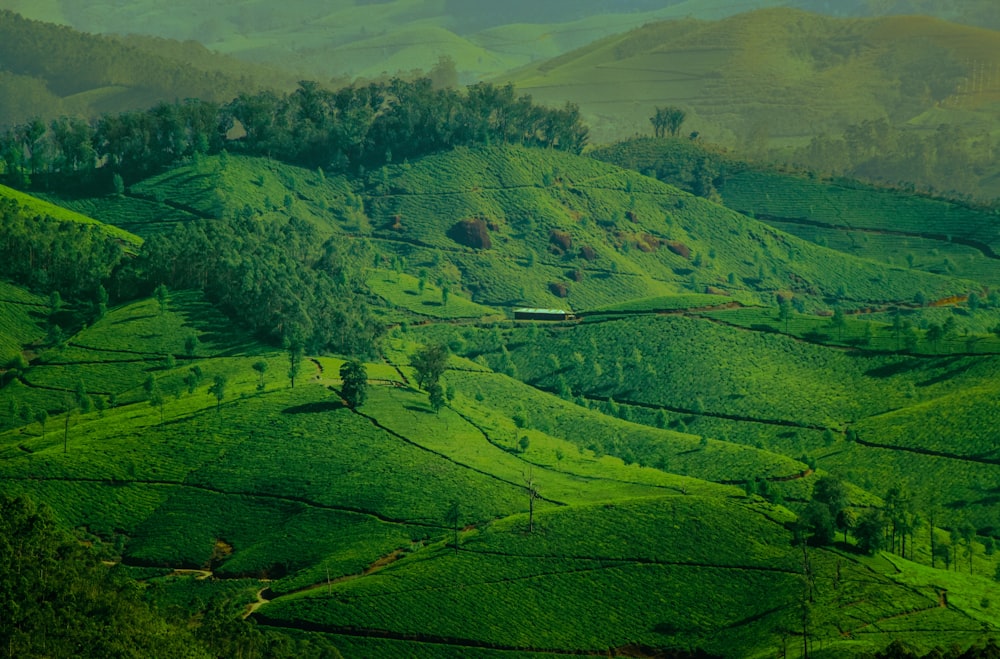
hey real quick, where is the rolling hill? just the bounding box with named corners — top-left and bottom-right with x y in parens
top-left (4, 142), bottom-right (1000, 656)
top-left (0, 10), bottom-right (295, 127)
top-left (506, 9), bottom-right (1000, 142)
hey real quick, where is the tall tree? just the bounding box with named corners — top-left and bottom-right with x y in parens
top-left (445, 499), bottom-right (461, 553)
top-left (339, 360), bottom-right (368, 408)
top-left (208, 375), bottom-right (227, 412)
top-left (252, 360), bottom-right (268, 390)
top-left (287, 342), bottom-right (303, 388)
top-left (411, 343), bottom-right (449, 391)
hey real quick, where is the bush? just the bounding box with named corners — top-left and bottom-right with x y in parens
top-left (549, 229), bottom-right (573, 253)
top-left (666, 241), bottom-right (691, 259)
top-left (549, 282), bottom-right (570, 298)
top-left (448, 218), bottom-right (492, 249)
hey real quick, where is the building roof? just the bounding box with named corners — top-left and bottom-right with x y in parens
top-left (513, 308), bottom-right (572, 315)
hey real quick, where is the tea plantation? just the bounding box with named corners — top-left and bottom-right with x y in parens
top-left (3, 143), bottom-right (1000, 658)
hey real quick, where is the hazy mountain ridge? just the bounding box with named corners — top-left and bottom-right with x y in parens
top-left (0, 10), bottom-right (297, 126)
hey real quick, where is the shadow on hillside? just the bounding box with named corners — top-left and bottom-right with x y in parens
top-left (282, 401), bottom-right (345, 414)
top-left (917, 358), bottom-right (978, 387)
top-left (864, 358), bottom-right (927, 378)
top-left (403, 405), bottom-right (434, 414)
top-left (174, 293), bottom-right (262, 356)
top-left (113, 314), bottom-right (156, 324)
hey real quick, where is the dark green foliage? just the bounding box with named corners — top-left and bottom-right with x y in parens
top-left (208, 374), bottom-right (227, 411)
top-left (428, 382), bottom-right (446, 413)
top-left (448, 217), bottom-right (492, 249)
top-left (649, 106), bottom-right (686, 138)
top-left (2, 79), bottom-right (588, 189)
top-left (0, 494), bottom-right (209, 658)
top-left (127, 215), bottom-right (380, 355)
top-left (802, 499), bottom-right (836, 545)
top-left (339, 360), bottom-right (368, 408)
top-left (855, 509), bottom-right (887, 555)
top-left (0, 196), bottom-right (125, 299)
top-left (252, 360), bottom-right (268, 390)
top-left (411, 343), bottom-right (449, 391)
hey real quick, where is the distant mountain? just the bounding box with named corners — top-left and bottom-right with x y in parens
top-left (4, 0), bottom-right (1000, 86)
top-left (0, 10), bottom-right (295, 127)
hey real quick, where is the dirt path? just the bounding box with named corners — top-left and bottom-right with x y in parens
top-left (169, 568), bottom-right (212, 580)
top-left (244, 588), bottom-right (270, 619)
top-left (254, 548), bottom-right (409, 611)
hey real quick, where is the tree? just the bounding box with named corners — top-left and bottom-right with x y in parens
top-left (854, 509), bottom-right (886, 555)
top-left (958, 522), bottom-right (976, 574)
top-left (62, 395), bottom-right (76, 454)
top-left (411, 343), bottom-right (449, 391)
top-left (184, 334), bottom-right (199, 357)
top-left (287, 342), bottom-right (303, 388)
top-left (154, 283), bottom-right (169, 315)
top-left (811, 476), bottom-right (850, 542)
top-left (523, 468), bottom-right (539, 534)
top-left (149, 387), bottom-right (165, 424)
top-left (208, 375), bottom-right (227, 412)
top-left (830, 307), bottom-right (846, 340)
top-left (650, 106), bottom-right (686, 138)
top-left (252, 360), bottom-right (268, 390)
top-left (428, 382), bottom-right (446, 413)
top-left (444, 499), bottom-right (461, 553)
top-left (802, 499), bottom-right (836, 546)
top-left (339, 360), bottom-right (368, 408)
top-left (934, 540), bottom-right (953, 571)
top-left (33, 409), bottom-right (47, 437)
top-left (926, 323), bottom-right (944, 352)
top-left (777, 298), bottom-right (792, 332)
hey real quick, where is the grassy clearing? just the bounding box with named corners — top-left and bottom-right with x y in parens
top-left (361, 145), bottom-right (966, 311)
top-left (129, 154), bottom-right (360, 235)
top-left (263, 497), bottom-right (803, 655)
top-left (434, 315), bottom-right (964, 428)
top-left (38, 192), bottom-right (198, 237)
top-left (700, 306), bottom-right (1000, 355)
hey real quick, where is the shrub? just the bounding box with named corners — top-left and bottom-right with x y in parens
top-left (549, 282), bottom-right (570, 298)
top-left (549, 229), bottom-right (573, 253)
top-left (579, 245), bottom-right (597, 261)
top-left (448, 218), bottom-right (492, 249)
top-left (666, 241), bottom-right (691, 259)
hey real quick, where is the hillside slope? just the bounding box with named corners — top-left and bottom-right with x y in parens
top-left (505, 9), bottom-right (1000, 158)
top-left (0, 10), bottom-right (294, 126)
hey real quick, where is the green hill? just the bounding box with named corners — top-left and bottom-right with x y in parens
top-left (4, 142), bottom-right (1000, 656)
top-left (0, 183), bottom-right (141, 247)
top-left (0, 284), bottom-right (989, 657)
top-left (593, 137), bottom-right (1000, 289)
top-left (505, 9), bottom-right (1000, 201)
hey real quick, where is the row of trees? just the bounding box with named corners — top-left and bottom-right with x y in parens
top-left (800, 477), bottom-right (986, 574)
top-left (124, 215), bottom-right (382, 356)
top-left (0, 193), bottom-right (381, 359)
top-left (0, 78), bottom-right (590, 188)
top-left (792, 119), bottom-right (997, 203)
top-left (0, 197), bottom-right (125, 300)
